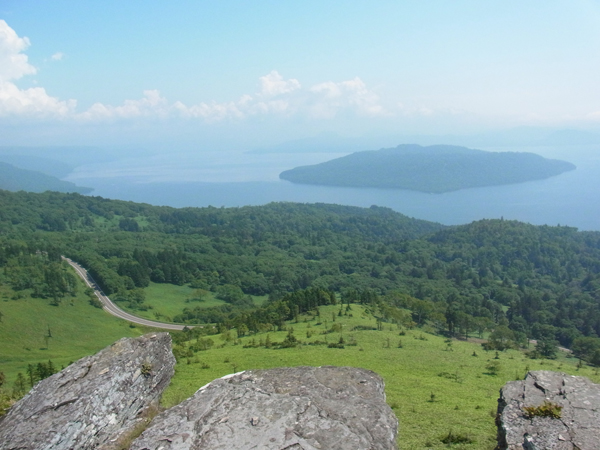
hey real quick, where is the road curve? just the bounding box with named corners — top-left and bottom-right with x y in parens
top-left (63, 257), bottom-right (191, 331)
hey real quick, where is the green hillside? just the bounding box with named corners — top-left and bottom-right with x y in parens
top-left (0, 162), bottom-right (92, 194)
top-left (279, 144), bottom-right (576, 192)
top-left (1, 189), bottom-right (600, 359)
top-left (0, 271), bottom-right (149, 413)
top-left (165, 303), bottom-right (598, 449)
top-left (2, 189), bottom-right (600, 447)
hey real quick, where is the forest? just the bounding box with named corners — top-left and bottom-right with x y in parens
top-left (1, 189), bottom-right (600, 366)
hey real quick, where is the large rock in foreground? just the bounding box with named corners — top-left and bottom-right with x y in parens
top-left (496, 371), bottom-right (600, 449)
top-left (131, 366), bottom-right (398, 450)
top-left (0, 333), bottom-right (175, 450)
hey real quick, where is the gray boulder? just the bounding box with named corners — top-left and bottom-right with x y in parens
top-left (0, 332), bottom-right (175, 450)
top-left (496, 370), bottom-right (600, 449)
top-left (131, 365), bottom-right (398, 450)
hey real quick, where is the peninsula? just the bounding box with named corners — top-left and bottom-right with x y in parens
top-left (0, 162), bottom-right (92, 194)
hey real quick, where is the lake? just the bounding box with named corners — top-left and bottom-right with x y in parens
top-left (65, 145), bottom-right (600, 231)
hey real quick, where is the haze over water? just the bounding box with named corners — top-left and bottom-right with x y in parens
top-left (3, 3), bottom-right (600, 229)
top-left (66, 145), bottom-right (600, 231)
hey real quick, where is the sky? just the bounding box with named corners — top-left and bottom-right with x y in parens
top-left (1, 0), bottom-right (600, 151)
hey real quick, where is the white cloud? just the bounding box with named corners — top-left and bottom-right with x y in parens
top-left (258, 70), bottom-right (301, 97)
top-left (0, 20), bottom-right (386, 124)
top-left (165, 72), bottom-right (384, 121)
top-left (308, 77), bottom-right (386, 118)
top-left (169, 71), bottom-right (302, 120)
top-left (173, 99), bottom-right (244, 121)
top-left (71, 71), bottom-right (386, 122)
top-left (77, 90), bottom-right (169, 121)
top-left (0, 20), bottom-right (75, 118)
top-left (0, 81), bottom-right (76, 117)
top-left (0, 20), bottom-right (36, 82)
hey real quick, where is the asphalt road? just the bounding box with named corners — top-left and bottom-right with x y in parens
top-left (63, 257), bottom-right (190, 331)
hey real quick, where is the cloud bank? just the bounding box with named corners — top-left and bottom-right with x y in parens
top-left (3, 19), bottom-right (598, 130)
top-left (0, 21), bottom-right (385, 124)
top-left (77, 70), bottom-right (386, 123)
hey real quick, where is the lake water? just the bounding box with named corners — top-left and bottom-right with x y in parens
top-left (65, 145), bottom-right (600, 231)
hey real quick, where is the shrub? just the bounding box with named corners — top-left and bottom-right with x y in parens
top-left (140, 361), bottom-right (153, 377)
top-left (523, 401), bottom-right (562, 419)
top-left (440, 430), bottom-right (473, 445)
top-left (485, 361), bottom-right (501, 375)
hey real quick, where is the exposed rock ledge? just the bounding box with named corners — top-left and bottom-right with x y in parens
top-left (496, 371), bottom-right (600, 450)
top-left (0, 335), bottom-right (397, 450)
top-left (0, 333), bottom-right (175, 450)
top-left (131, 366), bottom-right (398, 450)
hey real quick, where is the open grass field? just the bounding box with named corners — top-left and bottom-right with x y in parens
top-left (0, 277), bottom-right (151, 385)
top-left (163, 304), bottom-right (600, 449)
top-left (121, 282), bottom-right (213, 322)
top-left (3, 273), bottom-right (600, 448)
top-left (118, 282), bottom-right (267, 323)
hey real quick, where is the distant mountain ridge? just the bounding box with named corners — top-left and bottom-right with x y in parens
top-left (0, 162), bottom-right (92, 194)
top-left (279, 144), bottom-right (576, 193)
top-left (0, 155), bottom-right (74, 178)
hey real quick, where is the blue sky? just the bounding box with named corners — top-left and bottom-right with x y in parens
top-left (1, 0), bottom-right (600, 150)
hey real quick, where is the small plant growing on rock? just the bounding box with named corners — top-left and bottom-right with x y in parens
top-left (523, 401), bottom-right (562, 419)
top-left (140, 361), bottom-right (153, 377)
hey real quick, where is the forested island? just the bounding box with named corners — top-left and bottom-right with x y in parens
top-left (279, 144), bottom-right (576, 192)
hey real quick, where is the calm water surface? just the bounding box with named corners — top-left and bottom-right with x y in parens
top-left (66, 145), bottom-right (600, 231)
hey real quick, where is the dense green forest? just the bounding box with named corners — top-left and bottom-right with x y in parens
top-left (279, 144), bottom-right (576, 192)
top-left (2, 189), bottom-right (600, 366)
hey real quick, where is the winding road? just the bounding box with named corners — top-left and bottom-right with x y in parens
top-left (63, 257), bottom-right (190, 331)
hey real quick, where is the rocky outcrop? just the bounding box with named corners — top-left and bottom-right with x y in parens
top-left (0, 333), bottom-right (397, 450)
top-left (0, 333), bottom-right (175, 450)
top-left (131, 366), bottom-right (398, 450)
top-left (496, 371), bottom-right (600, 449)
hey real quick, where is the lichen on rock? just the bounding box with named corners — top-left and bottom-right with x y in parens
top-left (131, 366), bottom-right (398, 450)
top-left (0, 333), bottom-right (175, 450)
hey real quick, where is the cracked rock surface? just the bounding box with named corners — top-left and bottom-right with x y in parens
top-left (496, 370), bottom-right (600, 449)
top-left (130, 365), bottom-right (398, 450)
top-left (0, 333), bottom-right (175, 450)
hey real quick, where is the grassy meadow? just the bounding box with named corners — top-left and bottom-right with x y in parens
top-left (120, 282), bottom-right (206, 322)
top-left (0, 276), bottom-right (150, 384)
top-left (163, 304), bottom-right (600, 449)
top-left (117, 282), bottom-right (267, 323)
top-left (2, 273), bottom-right (599, 448)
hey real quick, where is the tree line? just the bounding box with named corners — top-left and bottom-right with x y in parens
top-left (2, 189), bottom-right (600, 364)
